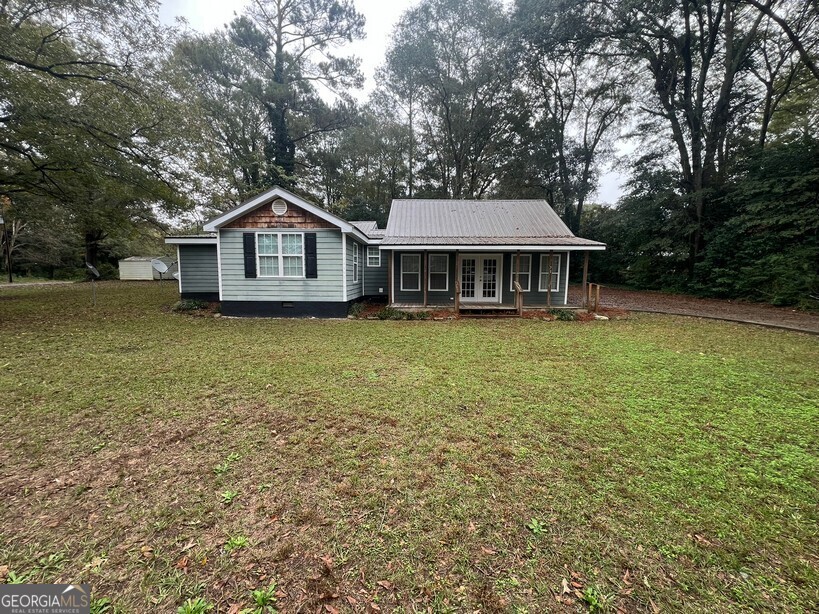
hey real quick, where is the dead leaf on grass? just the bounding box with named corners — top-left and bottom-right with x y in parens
top-left (623, 569), bottom-right (632, 585)
top-left (345, 596), bottom-right (358, 606)
top-left (227, 604), bottom-right (242, 614)
top-left (561, 578), bottom-right (571, 595)
top-left (377, 580), bottom-right (394, 591)
top-left (480, 546), bottom-right (496, 556)
top-left (367, 603), bottom-right (381, 612)
top-left (175, 556), bottom-right (189, 571)
top-left (180, 539), bottom-right (197, 552)
top-left (324, 605), bottom-right (339, 614)
top-left (320, 555), bottom-right (334, 573)
top-left (140, 545), bottom-right (154, 559)
top-left (0, 565), bottom-right (8, 582)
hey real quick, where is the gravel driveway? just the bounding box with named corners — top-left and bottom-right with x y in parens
top-left (569, 285), bottom-right (819, 334)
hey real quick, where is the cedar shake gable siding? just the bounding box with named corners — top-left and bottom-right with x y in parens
top-left (224, 200), bottom-right (337, 230)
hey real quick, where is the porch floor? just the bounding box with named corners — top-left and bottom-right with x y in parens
top-left (389, 302), bottom-right (585, 311)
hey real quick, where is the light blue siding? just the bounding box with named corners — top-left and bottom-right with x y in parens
top-left (220, 228), bottom-right (343, 302)
top-left (346, 236), bottom-right (364, 300)
top-left (179, 245), bottom-right (218, 294)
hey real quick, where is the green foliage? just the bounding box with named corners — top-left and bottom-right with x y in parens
top-left (90, 597), bottom-right (115, 614)
top-left (220, 490), bottom-right (239, 505)
top-left (697, 138), bottom-right (819, 308)
top-left (525, 518), bottom-right (547, 536)
top-left (348, 301), bottom-right (366, 318)
top-left (225, 535), bottom-right (249, 552)
top-left (173, 300), bottom-right (209, 313)
top-left (243, 583), bottom-right (278, 614)
top-left (376, 306), bottom-right (410, 320)
top-left (177, 598), bottom-right (213, 614)
top-left (548, 309), bottom-right (577, 321)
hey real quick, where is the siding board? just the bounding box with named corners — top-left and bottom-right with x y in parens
top-left (220, 228), bottom-right (343, 301)
top-left (179, 245), bottom-right (219, 294)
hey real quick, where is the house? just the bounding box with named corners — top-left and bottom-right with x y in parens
top-left (166, 186), bottom-right (605, 317)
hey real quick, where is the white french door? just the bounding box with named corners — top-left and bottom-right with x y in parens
top-left (460, 254), bottom-right (502, 303)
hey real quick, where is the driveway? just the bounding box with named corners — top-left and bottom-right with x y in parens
top-left (569, 285), bottom-right (819, 334)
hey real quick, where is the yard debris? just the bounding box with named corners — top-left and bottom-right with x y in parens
top-left (377, 580), bottom-right (394, 591)
top-left (139, 545), bottom-right (154, 559)
top-left (0, 565), bottom-right (8, 582)
top-left (175, 556), bottom-right (190, 571)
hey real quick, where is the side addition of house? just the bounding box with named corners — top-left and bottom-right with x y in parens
top-left (379, 199), bottom-right (605, 311)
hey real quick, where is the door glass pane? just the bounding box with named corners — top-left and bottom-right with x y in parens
top-left (461, 258), bottom-right (476, 298)
top-left (482, 258), bottom-right (497, 298)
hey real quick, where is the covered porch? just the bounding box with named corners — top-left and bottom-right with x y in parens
top-left (382, 246), bottom-right (604, 315)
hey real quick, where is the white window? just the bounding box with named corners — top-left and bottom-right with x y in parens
top-left (428, 254), bottom-right (449, 291)
top-left (400, 254), bottom-right (421, 291)
top-left (538, 254), bottom-right (561, 292)
top-left (257, 232), bottom-right (304, 278)
top-left (509, 254), bottom-right (532, 292)
top-left (353, 242), bottom-right (360, 283)
top-left (367, 246), bottom-right (381, 267)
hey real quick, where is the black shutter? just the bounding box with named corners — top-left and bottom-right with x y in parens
top-left (243, 232), bottom-right (257, 278)
top-left (305, 233), bottom-right (318, 279)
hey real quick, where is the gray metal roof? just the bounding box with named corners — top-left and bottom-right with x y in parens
top-left (350, 220), bottom-right (386, 239)
top-left (382, 199), bottom-right (604, 246)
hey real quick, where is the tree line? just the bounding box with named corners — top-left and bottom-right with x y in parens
top-left (1, 0), bottom-right (816, 305)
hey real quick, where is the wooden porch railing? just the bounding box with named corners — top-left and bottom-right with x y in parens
top-left (587, 283), bottom-right (602, 312)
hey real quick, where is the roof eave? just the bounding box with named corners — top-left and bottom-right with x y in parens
top-left (202, 186), bottom-right (354, 233)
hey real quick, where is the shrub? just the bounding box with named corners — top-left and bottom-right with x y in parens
top-left (376, 306), bottom-right (409, 320)
top-left (549, 309), bottom-right (577, 321)
top-left (348, 301), bottom-right (366, 317)
top-left (172, 299), bottom-right (208, 312)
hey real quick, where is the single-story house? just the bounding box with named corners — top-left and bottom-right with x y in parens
top-left (166, 186), bottom-right (605, 317)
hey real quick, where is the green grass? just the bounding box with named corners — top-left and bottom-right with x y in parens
top-left (0, 281), bottom-right (817, 612)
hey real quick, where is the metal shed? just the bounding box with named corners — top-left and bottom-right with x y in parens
top-left (118, 256), bottom-right (176, 280)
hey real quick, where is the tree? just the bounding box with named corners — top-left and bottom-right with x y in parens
top-left (383, 0), bottom-right (522, 198)
top-left (506, 0), bottom-right (631, 233)
top-left (585, 0), bottom-right (818, 276)
top-left (1, 0), bottom-right (194, 265)
top-left (174, 0), bottom-right (365, 198)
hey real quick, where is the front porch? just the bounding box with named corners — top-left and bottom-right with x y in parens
top-left (384, 248), bottom-right (600, 316)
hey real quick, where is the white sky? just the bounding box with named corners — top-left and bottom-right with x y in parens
top-left (158, 0), bottom-right (623, 203)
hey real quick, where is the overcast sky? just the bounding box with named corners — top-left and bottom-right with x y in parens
top-left (158, 0), bottom-right (623, 203)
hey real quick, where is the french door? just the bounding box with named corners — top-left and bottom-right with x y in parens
top-left (460, 255), bottom-right (502, 303)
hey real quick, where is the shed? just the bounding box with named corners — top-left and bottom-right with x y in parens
top-left (118, 256), bottom-right (177, 280)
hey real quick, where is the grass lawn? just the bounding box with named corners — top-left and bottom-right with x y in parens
top-left (0, 282), bottom-right (816, 613)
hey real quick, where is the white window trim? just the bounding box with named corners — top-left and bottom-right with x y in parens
top-left (538, 253), bottom-right (561, 292)
top-left (353, 242), bottom-right (360, 283)
top-left (400, 253), bottom-right (422, 292)
top-left (509, 254), bottom-right (532, 292)
top-left (256, 232), bottom-right (305, 278)
top-left (428, 253), bottom-right (449, 291)
top-left (366, 245), bottom-right (381, 267)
